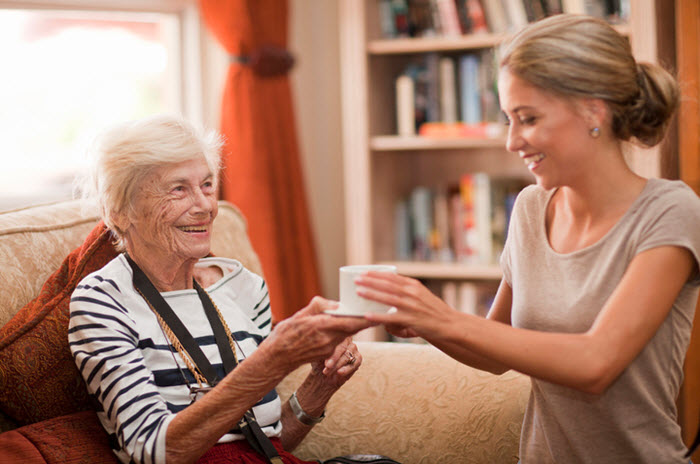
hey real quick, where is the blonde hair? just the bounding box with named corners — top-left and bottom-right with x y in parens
top-left (82, 114), bottom-right (223, 250)
top-left (499, 14), bottom-right (679, 147)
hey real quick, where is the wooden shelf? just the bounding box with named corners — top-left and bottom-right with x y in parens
top-left (367, 24), bottom-right (629, 55)
top-left (371, 135), bottom-right (507, 151)
top-left (378, 261), bottom-right (503, 280)
top-left (367, 33), bottom-right (509, 54)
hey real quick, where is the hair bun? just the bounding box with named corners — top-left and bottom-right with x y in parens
top-left (622, 62), bottom-right (679, 147)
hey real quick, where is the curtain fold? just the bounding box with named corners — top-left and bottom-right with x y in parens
top-left (199, 0), bottom-right (321, 321)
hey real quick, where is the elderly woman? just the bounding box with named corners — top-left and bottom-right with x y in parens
top-left (68, 115), bottom-right (373, 464)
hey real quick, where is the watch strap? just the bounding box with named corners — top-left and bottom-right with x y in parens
top-left (289, 391), bottom-right (325, 426)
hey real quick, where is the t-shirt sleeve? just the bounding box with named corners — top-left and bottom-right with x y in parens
top-left (635, 182), bottom-right (700, 286)
top-left (500, 185), bottom-right (535, 287)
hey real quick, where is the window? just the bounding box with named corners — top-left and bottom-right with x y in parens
top-left (0, 1), bottom-right (202, 211)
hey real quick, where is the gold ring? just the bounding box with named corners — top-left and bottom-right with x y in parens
top-left (346, 351), bottom-right (356, 365)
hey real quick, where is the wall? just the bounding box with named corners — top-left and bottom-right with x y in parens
top-left (201, 1), bottom-right (345, 300)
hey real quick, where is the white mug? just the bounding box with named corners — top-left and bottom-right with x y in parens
top-left (334, 264), bottom-right (398, 316)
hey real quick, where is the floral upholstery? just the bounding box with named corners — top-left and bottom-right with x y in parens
top-left (278, 342), bottom-right (529, 464)
top-left (0, 200), bottom-right (529, 464)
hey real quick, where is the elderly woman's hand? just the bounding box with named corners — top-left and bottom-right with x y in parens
top-left (310, 336), bottom-right (362, 389)
top-left (265, 296), bottom-right (373, 375)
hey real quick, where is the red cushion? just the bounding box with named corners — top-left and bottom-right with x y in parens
top-left (0, 410), bottom-right (118, 464)
top-left (0, 222), bottom-right (118, 425)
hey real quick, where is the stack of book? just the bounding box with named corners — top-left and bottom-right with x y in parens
top-left (379, 0), bottom-right (629, 39)
top-left (395, 51), bottom-right (502, 137)
top-left (394, 174), bottom-right (528, 265)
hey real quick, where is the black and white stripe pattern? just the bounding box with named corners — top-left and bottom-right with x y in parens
top-left (69, 255), bottom-right (280, 464)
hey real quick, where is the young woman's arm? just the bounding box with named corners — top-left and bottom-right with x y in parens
top-left (361, 245), bottom-right (695, 394)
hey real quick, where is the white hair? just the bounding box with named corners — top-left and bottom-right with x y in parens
top-left (81, 114), bottom-right (223, 250)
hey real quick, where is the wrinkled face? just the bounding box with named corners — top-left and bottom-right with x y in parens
top-left (498, 69), bottom-right (591, 190)
top-left (125, 156), bottom-right (218, 263)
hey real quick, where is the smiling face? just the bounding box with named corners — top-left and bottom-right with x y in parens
top-left (123, 156), bottom-right (218, 267)
top-left (498, 69), bottom-right (594, 190)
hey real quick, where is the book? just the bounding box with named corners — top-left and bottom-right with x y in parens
top-left (455, 174), bottom-right (479, 263)
top-left (432, 186), bottom-right (453, 261)
top-left (403, 63), bottom-right (429, 131)
top-left (454, 0), bottom-right (472, 34)
top-left (480, 0), bottom-right (510, 33)
top-left (418, 121), bottom-right (504, 138)
top-left (425, 53), bottom-right (441, 123)
top-left (378, 0), bottom-right (397, 37)
top-left (478, 49), bottom-right (500, 122)
top-left (442, 280), bottom-right (458, 308)
top-left (458, 54), bottom-right (481, 124)
top-left (561, 0), bottom-right (585, 13)
top-left (439, 57), bottom-right (457, 124)
top-left (502, 0), bottom-right (529, 30)
top-left (435, 0), bottom-right (463, 36)
top-left (522, 0), bottom-right (547, 22)
top-left (409, 186), bottom-right (434, 260)
top-left (394, 198), bottom-right (412, 260)
top-left (391, 0), bottom-right (411, 36)
top-left (541, 0), bottom-right (563, 15)
top-left (457, 281), bottom-right (478, 314)
top-left (472, 172), bottom-right (493, 264)
top-left (396, 74), bottom-right (416, 136)
top-left (465, 0), bottom-right (489, 34)
top-left (407, 0), bottom-right (439, 37)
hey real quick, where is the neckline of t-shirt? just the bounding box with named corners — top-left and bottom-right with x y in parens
top-left (119, 254), bottom-right (244, 296)
top-left (541, 178), bottom-right (657, 258)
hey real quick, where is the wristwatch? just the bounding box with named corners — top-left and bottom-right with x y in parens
top-left (289, 391), bottom-right (325, 426)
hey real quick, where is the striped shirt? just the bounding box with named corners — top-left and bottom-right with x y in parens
top-left (68, 254), bottom-right (280, 464)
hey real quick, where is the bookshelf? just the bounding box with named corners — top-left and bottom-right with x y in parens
top-left (339, 0), bottom-right (674, 340)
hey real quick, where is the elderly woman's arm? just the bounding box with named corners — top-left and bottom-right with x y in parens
top-left (164, 298), bottom-right (369, 463)
top-left (70, 270), bottom-right (370, 464)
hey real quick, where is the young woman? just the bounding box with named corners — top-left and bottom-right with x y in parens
top-left (356, 14), bottom-right (700, 464)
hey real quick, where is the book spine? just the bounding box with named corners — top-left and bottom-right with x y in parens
top-left (425, 53), bottom-right (441, 123)
top-left (459, 54), bottom-right (482, 124)
top-left (378, 0), bottom-right (397, 38)
top-left (457, 174), bottom-right (478, 263)
top-left (410, 187), bottom-right (434, 261)
top-left (561, 0), bottom-right (586, 14)
top-left (481, 0), bottom-right (510, 33)
top-left (435, 0), bottom-right (463, 36)
top-left (433, 186), bottom-right (454, 262)
top-left (396, 74), bottom-right (416, 136)
top-left (458, 281), bottom-right (478, 314)
top-left (442, 280), bottom-right (459, 309)
top-left (439, 57), bottom-right (457, 124)
top-left (392, 0), bottom-right (412, 36)
top-left (472, 172), bottom-right (492, 264)
top-left (394, 198), bottom-right (412, 260)
top-left (502, 0), bottom-right (529, 30)
top-left (465, 0), bottom-right (490, 33)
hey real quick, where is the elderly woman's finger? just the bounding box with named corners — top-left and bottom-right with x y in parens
top-left (322, 339), bottom-right (351, 374)
top-left (334, 344), bottom-right (362, 376)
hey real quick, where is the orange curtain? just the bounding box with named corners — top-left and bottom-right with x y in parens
top-left (199, 0), bottom-right (320, 321)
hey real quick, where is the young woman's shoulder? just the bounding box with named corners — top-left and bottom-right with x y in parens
top-left (642, 178), bottom-right (700, 215)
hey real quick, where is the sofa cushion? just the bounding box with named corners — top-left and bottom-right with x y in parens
top-left (0, 222), bottom-right (118, 425)
top-left (0, 410), bottom-right (118, 464)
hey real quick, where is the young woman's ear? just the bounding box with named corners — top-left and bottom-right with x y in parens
top-left (579, 98), bottom-right (609, 132)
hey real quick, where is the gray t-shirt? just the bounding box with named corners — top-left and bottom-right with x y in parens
top-left (501, 178), bottom-right (700, 463)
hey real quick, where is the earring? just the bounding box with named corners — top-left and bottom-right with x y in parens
top-left (589, 127), bottom-right (601, 138)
